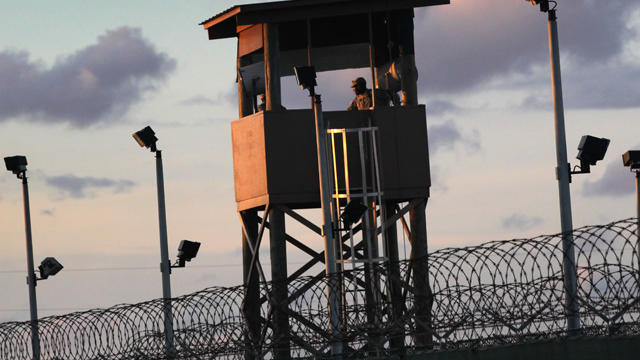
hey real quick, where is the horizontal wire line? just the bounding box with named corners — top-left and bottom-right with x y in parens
top-left (0, 261), bottom-right (309, 274)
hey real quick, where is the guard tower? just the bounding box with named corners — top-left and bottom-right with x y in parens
top-left (201, 0), bottom-right (448, 358)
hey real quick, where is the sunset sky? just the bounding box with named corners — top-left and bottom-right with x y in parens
top-left (1, 0), bottom-right (639, 321)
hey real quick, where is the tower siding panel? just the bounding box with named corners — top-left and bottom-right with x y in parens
top-left (232, 106), bottom-right (430, 211)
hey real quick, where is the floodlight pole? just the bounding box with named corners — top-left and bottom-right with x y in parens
top-left (635, 171), bottom-right (640, 275)
top-left (310, 88), bottom-right (343, 357)
top-left (155, 150), bottom-right (175, 357)
top-left (20, 172), bottom-right (41, 360)
top-left (547, 9), bottom-right (580, 332)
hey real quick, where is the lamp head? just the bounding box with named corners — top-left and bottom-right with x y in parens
top-left (526, 0), bottom-right (549, 12)
top-left (622, 151), bottom-right (640, 171)
top-left (132, 126), bottom-right (158, 152)
top-left (577, 135), bottom-right (610, 168)
top-left (340, 200), bottom-right (368, 228)
top-left (38, 257), bottom-right (63, 280)
top-left (293, 66), bottom-right (317, 91)
top-left (177, 240), bottom-right (201, 266)
top-left (4, 155), bottom-right (27, 176)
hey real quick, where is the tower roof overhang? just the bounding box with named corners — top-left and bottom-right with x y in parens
top-left (200, 0), bottom-right (449, 40)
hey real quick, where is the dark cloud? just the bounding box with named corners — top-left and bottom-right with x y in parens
top-left (501, 213), bottom-right (543, 231)
top-left (520, 93), bottom-right (552, 110)
top-left (41, 209), bottom-right (55, 216)
top-left (416, 0), bottom-right (640, 108)
top-left (46, 175), bottom-right (136, 199)
top-left (180, 95), bottom-right (218, 106)
top-left (428, 120), bottom-right (480, 154)
top-left (0, 27), bottom-right (175, 127)
top-left (582, 160), bottom-right (635, 197)
top-left (426, 99), bottom-right (461, 116)
top-left (563, 62), bottom-right (640, 109)
top-left (522, 61), bottom-right (640, 109)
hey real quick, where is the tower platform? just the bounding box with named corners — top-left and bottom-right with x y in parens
top-left (231, 105), bottom-right (430, 211)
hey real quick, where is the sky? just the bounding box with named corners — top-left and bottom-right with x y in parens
top-left (0, 0), bottom-right (639, 322)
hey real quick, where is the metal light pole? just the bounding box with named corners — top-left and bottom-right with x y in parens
top-left (3, 156), bottom-right (41, 360)
top-left (155, 149), bottom-right (175, 355)
top-left (22, 171), bottom-right (41, 360)
top-left (622, 151), bottom-right (640, 275)
top-left (547, 8), bottom-right (581, 332)
top-left (132, 127), bottom-right (175, 357)
top-left (636, 172), bottom-right (640, 271)
top-left (294, 66), bottom-right (343, 357)
top-left (312, 91), bottom-right (343, 358)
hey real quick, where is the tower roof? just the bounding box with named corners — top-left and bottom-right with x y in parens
top-left (200, 0), bottom-right (448, 40)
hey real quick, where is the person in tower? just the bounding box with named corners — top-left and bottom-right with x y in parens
top-left (347, 77), bottom-right (372, 111)
top-left (347, 77), bottom-right (392, 110)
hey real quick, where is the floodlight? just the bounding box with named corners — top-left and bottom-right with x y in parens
top-left (340, 200), bottom-right (368, 227)
top-left (4, 155), bottom-right (27, 176)
top-left (622, 151), bottom-right (640, 171)
top-left (526, 0), bottom-right (549, 12)
top-left (576, 135), bottom-right (610, 173)
top-left (176, 240), bottom-right (201, 267)
top-left (132, 126), bottom-right (158, 152)
top-left (38, 257), bottom-right (63, 280)
top-left (293, 66), bottom-right (317, 91)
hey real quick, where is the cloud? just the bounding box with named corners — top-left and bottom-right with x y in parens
top-left (428, 120), bottom-right (480, 154)
top-left (426, 99), bottom-right (461, 116)
top-left (520, 93), bottom-right (552, 110)
top-left (563, 61), bottom-right (640, 109)
top-left (429, 165), bottom-right (449, 193)
top-left (180, 95), bottom-right (218, 106)
top-left (501, 213), bottom-right (543, 231)
top-left (0, 27), bottom-right (176, 127)
top-left (522, 61), bottom-right (640, 109)
top-left (582, 160), bottom-right (635, 197)
top-left (41, 209), bottom-right (55, 216)
top-left (180, 83), bottom-right (236, 107)
top-left (416, 0), bottom-right (640, 109)
top-left (46, 175), bottom-right (136, 199)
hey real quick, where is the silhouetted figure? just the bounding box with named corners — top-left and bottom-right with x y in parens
top-left (258, 93), bottom-right (286, 111)
top-left (347, 77), bottom-right (372, 110)
top-left (348, 77), bottom-right (392, 110)
top-left (258, 93), bottom-right (267, 111)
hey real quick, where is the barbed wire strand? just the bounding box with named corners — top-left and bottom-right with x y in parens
top-left (0, 218), bottom-right (638, 359)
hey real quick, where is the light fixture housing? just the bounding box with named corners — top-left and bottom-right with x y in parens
top-left (293, 66), bottom-right (317, 91)
top-left (622, 151), bottom-right (640, 171)
top-left (4, 155), bottom-right (27, 175)
top-left (527, 0), bottom-right (549, 12)
top-left (576, 135), bottom-right (610, 172)
top-left (340, 200), bottom-right (368, 228)
top-left (132, 126), bottom-right (158, 152)
top-left (176, 240), bottom-right (201, 267)
top-left (38, 257), bottom-right (63, 280)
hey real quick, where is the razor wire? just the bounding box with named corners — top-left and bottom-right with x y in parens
top-left (0, 218), bottom-right (639, 359)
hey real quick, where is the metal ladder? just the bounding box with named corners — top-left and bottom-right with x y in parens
top-left (326, 122), bottom-right (389, 351)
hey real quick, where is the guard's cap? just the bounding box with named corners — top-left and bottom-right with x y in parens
top-left (351, 77), bottom-right (366, 88)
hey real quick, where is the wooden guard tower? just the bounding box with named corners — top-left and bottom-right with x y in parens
top-left (201, 0), bottom-right (448, 358)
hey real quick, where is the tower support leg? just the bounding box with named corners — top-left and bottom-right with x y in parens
top-left (241, 210), bottom-right (260, 360)
top-left (362, 204), bottom-right (383, 355)
top-left (269, 207), bottom-right (290, 359)
top-left (384, 201), bottom-right (405, 355)
top-left (410, 199), bottom-right (433, 349)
